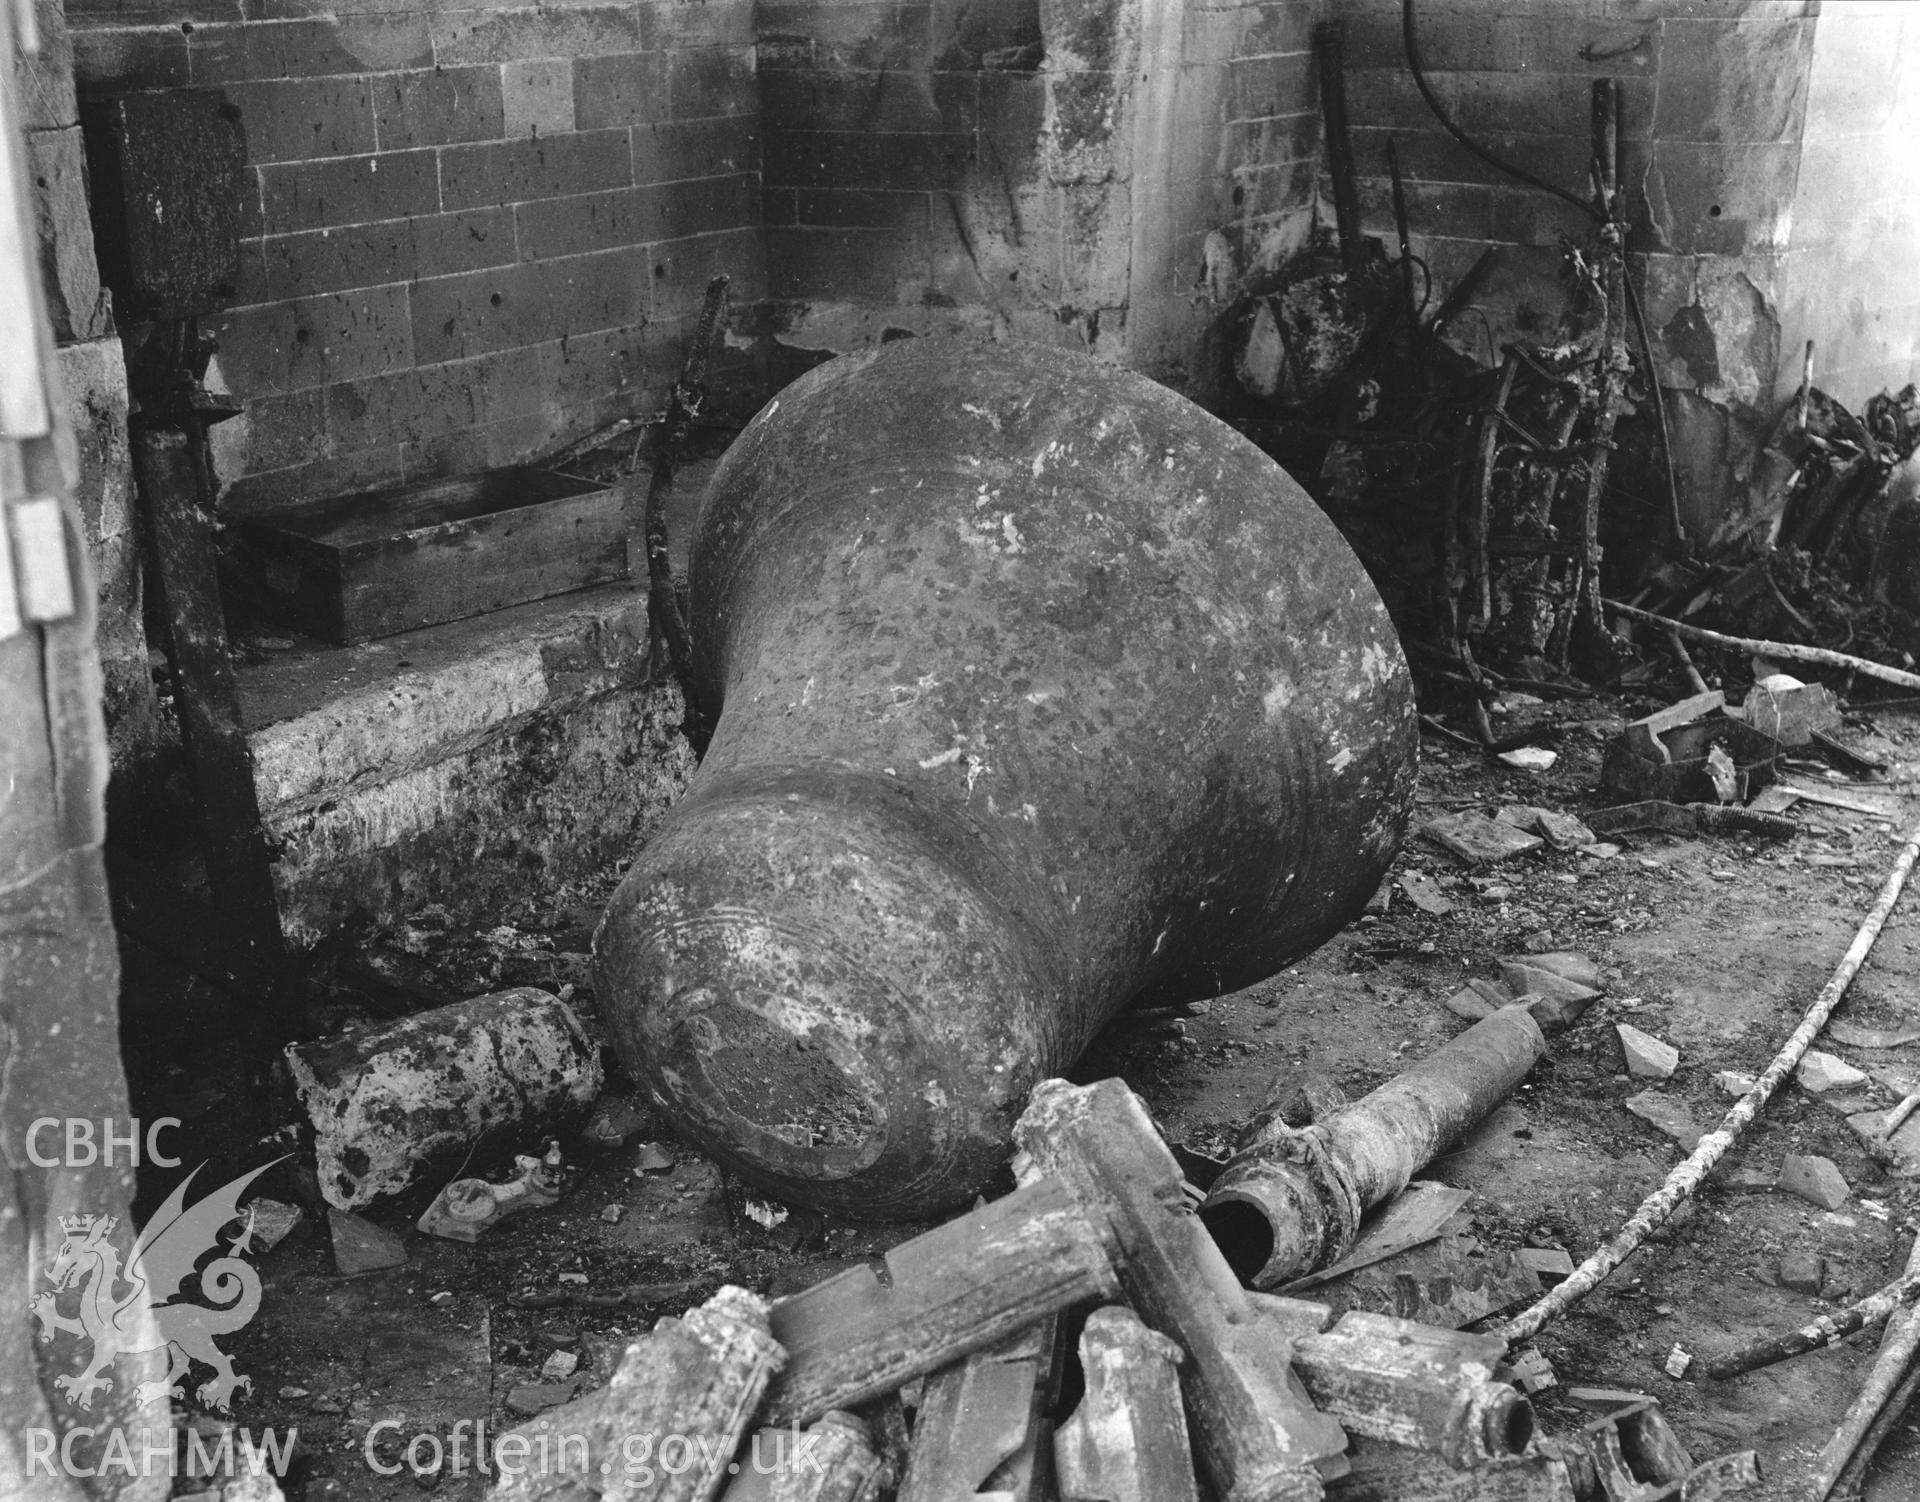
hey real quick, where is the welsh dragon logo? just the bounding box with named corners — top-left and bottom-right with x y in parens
top-left (30, 1159), bottom-right (285, 1412)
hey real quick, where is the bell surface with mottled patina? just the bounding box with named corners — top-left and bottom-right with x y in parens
top-left (594, 336), bottom-right (1418, 1217)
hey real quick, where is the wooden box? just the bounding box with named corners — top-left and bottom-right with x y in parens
top-left (229, 468), bottom-right (627, 644)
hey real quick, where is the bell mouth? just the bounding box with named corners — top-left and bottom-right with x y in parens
top-left (647, 984), bottom-right (891, 1181)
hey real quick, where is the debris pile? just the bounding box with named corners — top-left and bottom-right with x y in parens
top-left (441, 1036), bottom-right (1764, 1501)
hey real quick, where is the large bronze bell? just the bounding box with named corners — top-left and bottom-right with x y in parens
top-left (594, 337), bottom-right (1418, 1217)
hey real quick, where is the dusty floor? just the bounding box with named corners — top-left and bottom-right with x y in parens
top-left (116, 686), bottom-right (1920, 1500)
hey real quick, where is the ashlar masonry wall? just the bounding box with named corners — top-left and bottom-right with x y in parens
top-left (1331, 0), bottom-right (1920, 544)
top-left (755, 0), bottom-right (1326, 402)
top-left (70, 0), bottom-right (765, 513)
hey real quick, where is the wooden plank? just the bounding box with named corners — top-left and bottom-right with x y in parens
top-left (231, 468), bottom-right (625, 644)
top-left (898, 1319), bottom-right (1059, 1502)
top-left (761, 1174), bottom-right (1116, 1427)
top-left (133, 422), bottom-right (288, 999)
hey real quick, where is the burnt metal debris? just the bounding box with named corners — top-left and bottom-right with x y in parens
top-left (473, 1063), bottom-right (1761, 1502)
top-left (283, 987), bottom-right (603, 1210)
top-left (594, 336), bottom-right (1419, 1218)
top-left (1200, 1005), bottom-right (1547, 1291)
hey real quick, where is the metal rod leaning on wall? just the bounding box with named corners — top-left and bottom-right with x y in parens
top-left (1500, 814), bottom-right (1920, 1348)
top-left (1198, 1006), bottom-right (1547, 1290)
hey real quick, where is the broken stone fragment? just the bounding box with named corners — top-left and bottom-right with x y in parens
top-left (1521, 991), bottom-right (1594, 1033)
top-left (579, 1092), bottom-right (655, 1148)
top-left (1715, 1070), bottom-right (1758, 1097)
top-left (1503, 959), bottom-right (1602, 1010)
top-left (1624, 1091), bottom-right (1703, 1150)
top-left (1617, 1025), bottom-right (1680, 1081)
top-left (540, 1349), bottom-right (579, 1381)
top-left (1796, 1050), bottom-right (1869, 1094)
top-left (1446, 985), bottom-right (1500, 1023)
top-left (1397, 872), bottom-right (1454, 915)
top-left (328, 1207), bottom-right (407, 1277)
top-left (1497, 805), bottom-right (1596, 850)
top-left (1422, 811), bottom-right (1545, 864)
top-left (1525, 952), bottom-right (1604, 989)
top-left (1778, 1252), bottom-right (1826, 1295)
top-left (1775, 1155), bottom-right (1849, 1211)
top-left (1497, 1346), bottom-right (1557, 1395)
top-left (1518, 1247), bottom-right (1576, 1282)
top-left (634, 1141), bottom-right (676, 1173)
top-left (244, 1197), bottom-right (304, 1253)
top-left (286, 988), bottom-right (603, 1210)
top-left (1498, 747), bottom-right (1556, 772)
top-left (1848, 1105), bottom-right (1920, 1176)
top-left (1663, 1345), bottom-right (1693, 1379)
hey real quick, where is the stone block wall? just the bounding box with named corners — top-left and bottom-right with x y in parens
top-left (755, 0), bottom-right (1324, 398)
top-left (68, 0), bottom-right (766, 514)
top-left (1330, 0), bottom-right (1824, 539)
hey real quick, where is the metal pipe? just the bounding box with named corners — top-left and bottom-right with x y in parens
top-left (1201, 1006), bottom-right (1546, 1288)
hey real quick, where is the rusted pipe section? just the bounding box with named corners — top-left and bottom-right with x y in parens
top-left (1200, 1006), bottom-right (1545, 1288)
top-left (595, 337), bottom-right (1418, 1217)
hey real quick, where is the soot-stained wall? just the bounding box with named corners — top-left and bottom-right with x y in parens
top-left (69, 0), bottom-right (766, 513)
top-left (755, 0), bottom-right (1325, 400)
top-left (1333, 0), bottom-right (1920, 544)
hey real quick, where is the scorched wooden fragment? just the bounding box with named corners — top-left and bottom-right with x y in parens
top-left (761, 1175), bottom-right (1115, 1427)
top-left (1054, 1306), bottom-right (1199, 1502)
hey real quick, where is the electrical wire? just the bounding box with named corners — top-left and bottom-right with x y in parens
top-left (1400, 0), bottom-right (1689, 551)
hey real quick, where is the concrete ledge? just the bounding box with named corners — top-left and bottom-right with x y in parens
top-left (237, 580), bottom-right (695, 946)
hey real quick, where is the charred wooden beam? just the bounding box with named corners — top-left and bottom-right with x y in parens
top-left (762, 1175), bottom-right (1116, 1428)
top-left (1314, 22), bottom-right (1364, 274)
top-left (1014, 1077), bottom-right (1350, 1502)
top-left (897, 1318), bottom-right (1060, 1502)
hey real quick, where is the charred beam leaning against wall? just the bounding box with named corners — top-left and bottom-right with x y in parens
top-left (85, 90), bottom-right (291, 1020)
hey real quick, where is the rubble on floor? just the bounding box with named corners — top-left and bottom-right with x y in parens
top-left (118, 671), bottom-right (1920, 1499)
